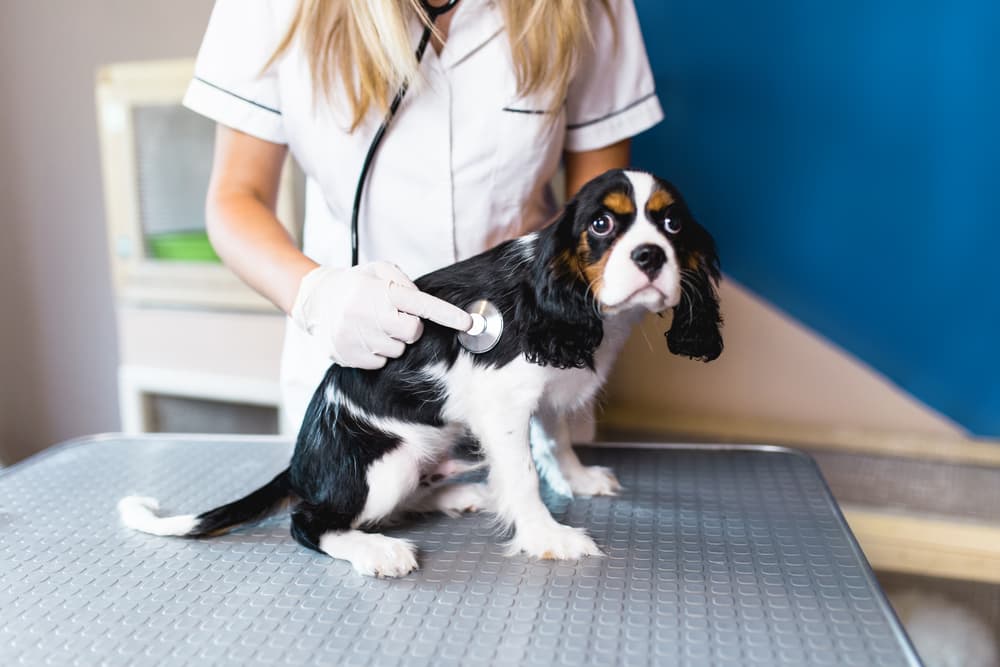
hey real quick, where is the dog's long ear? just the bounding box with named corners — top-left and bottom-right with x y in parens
top-left (524, 200), bottom-right (604, 369)
top-left (666, 224), bottom-right (723, 362)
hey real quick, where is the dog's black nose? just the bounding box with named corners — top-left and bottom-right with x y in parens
top-left (631, 244), bottom-right (666, 278)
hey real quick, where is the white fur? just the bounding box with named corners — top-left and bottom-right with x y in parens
top-left (624, 169), bottom-right (656, 203)
top-left (507, 519), bottom-right (602, 560)
top-left (357, 445), bottom-right (431, 526)
top-left (405, 482), bottom-right (492, 517)
top-left (318, 530), bottom-right (417, 578)
top-left (419, 456), bottom-right (487, 482)
top-left (117, 496), bottom-right (198, 536)
top-left (356, 425), bottom-right (463, 526)
top-left (443, 354), bottom-right (549, 424)
top-left (442, 355), bottom-right (549, 529)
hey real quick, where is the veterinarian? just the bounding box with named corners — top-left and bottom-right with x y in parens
top-left (184, 0), bottom-right (663, 433)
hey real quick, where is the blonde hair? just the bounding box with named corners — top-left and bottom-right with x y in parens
top-left (270, 0), bottom-right (611, 130)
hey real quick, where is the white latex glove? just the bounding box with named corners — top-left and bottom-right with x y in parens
top-left (291, 261), bottom-right (473, 369)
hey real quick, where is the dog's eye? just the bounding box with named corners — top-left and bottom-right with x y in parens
top-left (590, 213), bottom-right (615, 237)
top-left (664, 216), bottom-right (681, 234)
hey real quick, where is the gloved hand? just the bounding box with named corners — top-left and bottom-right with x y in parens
top-left (291, 261), bottom-right (472, 369)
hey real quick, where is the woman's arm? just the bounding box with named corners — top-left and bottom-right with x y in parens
top-left (205, 125), bottom-right (317, 314)
top-left (204, 124), bottom-right (471, 369)
top-left (563, 138), bottom-right (631, 200)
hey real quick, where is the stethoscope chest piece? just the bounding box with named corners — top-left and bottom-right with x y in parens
top-left (457, 299), bottom-right (503, 354)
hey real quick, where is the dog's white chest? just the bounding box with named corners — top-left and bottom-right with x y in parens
top-left (540, 314), bottom-right (640, 412)
top-left (440, 311), bottom-right (641, 420)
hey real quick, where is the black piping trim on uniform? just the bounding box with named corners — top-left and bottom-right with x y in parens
top-left (502, 107), bottom-right (550, 115)
top-left (193, 76), bottom-right (281, 116)
top-left (501, 97), bottom-right (567, 116)
top-left (566, 91), bottom-right (657, 131)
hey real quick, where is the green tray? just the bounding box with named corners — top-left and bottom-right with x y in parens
top-left (148, 231), bottom-right (220, 262)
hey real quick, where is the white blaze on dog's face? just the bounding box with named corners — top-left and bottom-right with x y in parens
top-left (569, 170), bottom-right (691, 314)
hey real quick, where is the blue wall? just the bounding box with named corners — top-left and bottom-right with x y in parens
top-left (633, 1), bottom-right (1000, 436)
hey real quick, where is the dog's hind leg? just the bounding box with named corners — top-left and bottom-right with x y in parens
top-left (402, 482), bottom-right (492, 516)
top-left (290, 504), bottom-right (418, 578)
top-left (319, 530), bottom-right (418, 578)
top-left (290, 489), bottom-right (420, 578)
top-left (397, 454), bottom-right (490, 516)
top-left (292, 427), bottom-right (457, 577)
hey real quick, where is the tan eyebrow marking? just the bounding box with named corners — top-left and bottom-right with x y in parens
top-left (646, 188), bottom-right (674, 215)
top-left (602, 191), bottom-right (635, 216)
top-left (578, 230), bottom-right (612, 302)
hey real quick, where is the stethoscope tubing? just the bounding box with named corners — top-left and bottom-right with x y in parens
top-left (350, 0), bottom-right (461, 267)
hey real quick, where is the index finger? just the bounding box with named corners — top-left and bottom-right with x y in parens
top-left (389, 284), bottom-right (473, 332)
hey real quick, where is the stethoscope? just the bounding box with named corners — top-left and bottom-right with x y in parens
top-left (349, 0), bottom-right (503, 353)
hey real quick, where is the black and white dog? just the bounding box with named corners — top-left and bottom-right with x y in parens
top-left (120, 169), bottom-right (722, 577)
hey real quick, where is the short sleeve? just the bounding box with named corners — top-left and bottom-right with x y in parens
top-left (182, 0), bottom-right (290, 144)
top-left (564, 0), bottom-right (664, 152)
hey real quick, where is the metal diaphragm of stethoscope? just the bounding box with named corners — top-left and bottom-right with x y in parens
top-left (457, 299), bottom-right (504, 353)
top-left (350, 0), bottom-right (502, 353)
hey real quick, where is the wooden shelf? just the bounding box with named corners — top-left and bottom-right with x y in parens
top-left (843, 505), bottom-right (1000, 585)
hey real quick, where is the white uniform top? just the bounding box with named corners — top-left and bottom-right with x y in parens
top-left (184, 0), bottom-right (663, 433)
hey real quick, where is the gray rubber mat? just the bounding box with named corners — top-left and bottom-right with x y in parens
top-left (0, 435), bottom-right (920, 666)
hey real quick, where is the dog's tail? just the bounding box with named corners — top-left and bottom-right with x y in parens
top-left (118, 469), bottom-right (291, 538)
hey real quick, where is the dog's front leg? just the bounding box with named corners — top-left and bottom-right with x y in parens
top-left (472, 409), bottom-right (602, 560)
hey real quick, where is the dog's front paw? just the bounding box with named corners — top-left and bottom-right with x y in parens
top-left (510, 521), bottom-right (603, 560)
top-left (566, 465), bottom-right (622, 497)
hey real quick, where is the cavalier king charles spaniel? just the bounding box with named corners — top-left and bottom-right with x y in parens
top-left (120, 169), bottom-right (723, 577)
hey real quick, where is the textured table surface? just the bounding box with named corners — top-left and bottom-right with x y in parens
top-left (0, 435), bottom-right (919, 667)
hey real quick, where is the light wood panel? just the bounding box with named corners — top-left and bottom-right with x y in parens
top-left (844, 505), bottom-right (1000, 585)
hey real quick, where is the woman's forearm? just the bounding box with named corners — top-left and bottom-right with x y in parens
top-left (207, 187), bottom-right (317, 313)
top-left (205, 126), bottom-right (317, 314)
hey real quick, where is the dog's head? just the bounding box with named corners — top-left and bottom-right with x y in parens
top-left (536, 169), bottom-right (723, 362)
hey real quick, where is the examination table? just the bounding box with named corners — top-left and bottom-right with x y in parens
top-left (0, 435), bottom-right (921, 666)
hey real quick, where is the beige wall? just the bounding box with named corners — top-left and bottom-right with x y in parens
top-left (602, 279), bottom-right (965, 441)
top-left (0, 2), bottom-right (212, 464)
